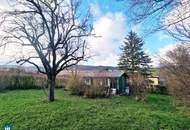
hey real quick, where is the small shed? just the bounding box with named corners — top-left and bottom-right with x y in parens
top-left (79, 70), bottom-right (128, 94)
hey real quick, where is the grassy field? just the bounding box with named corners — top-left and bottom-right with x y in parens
top-left (0, 89), bottom-right (190, 130)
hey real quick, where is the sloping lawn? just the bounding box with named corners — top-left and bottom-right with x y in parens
top-left (0, 89), bottom-right (190, 130)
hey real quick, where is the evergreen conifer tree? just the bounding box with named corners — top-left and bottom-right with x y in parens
top-left (118, 31), bottom-right (151, 75)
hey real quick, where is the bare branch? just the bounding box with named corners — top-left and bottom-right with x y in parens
top-left (0, 0), bottom-right (92, 101)
top-left (127, 0), bottom-right (190, 42)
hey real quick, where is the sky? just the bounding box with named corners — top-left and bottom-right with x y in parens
top-left (81, 0), bottom-right (177, 67)
top-left (0, 0), bottom-right (178, 67)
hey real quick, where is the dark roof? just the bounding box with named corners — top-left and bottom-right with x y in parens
top-left (79, 70), bottom-right (125, 78)
top-left (61, 70), bottom-right (125, 78)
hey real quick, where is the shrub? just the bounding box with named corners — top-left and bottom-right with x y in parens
top-left (33, 76), bottom-right (47, 89)
top-left (84, 84), bottom-right (111, 98)
top-left (7, 75), bottom-right (37, 90)
top-left (0, 71), bottom-right (64, 90)
top-left (55, 79), bottom-right (65, 88)
top-left (66, 74), bottom-right (85, 96)
top-left (151, 85), bottom-right (168, 95)
top-left (129, 73), bottom-right (148, 101)
top-left (0, 75), bottom-right (10, 90)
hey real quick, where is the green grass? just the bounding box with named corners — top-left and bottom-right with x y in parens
top-left (150, 68), bottom-right (159, 76)
top-left (0, 89), bottom-right (190, 130)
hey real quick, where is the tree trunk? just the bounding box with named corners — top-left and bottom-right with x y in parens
top-left (48, 75), bottom-right (56, 102)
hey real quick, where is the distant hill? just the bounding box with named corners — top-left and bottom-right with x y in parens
top-left (150, 68), bottom-right (160, 76)
top-left (0, 65), bottom-right (39, 73)
top-left (0, 65), bottom-right (118, 73)
top-left (69, 65), bottom-right (117, 71)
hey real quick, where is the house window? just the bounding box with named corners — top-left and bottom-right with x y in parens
top-left (84, 79), bottom-right (91, 85)
top-left (100, 81), bottom-right (103, 86)
top-left (107, 78), bottom-right (111, 86)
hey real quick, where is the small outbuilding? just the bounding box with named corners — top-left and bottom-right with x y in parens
top-left (78, 70), bottom-right (128, 94)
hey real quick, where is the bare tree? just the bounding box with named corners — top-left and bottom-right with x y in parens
top-left (0, 0), bottom-right (92, 101)
top-left (160, 44), bottom-right (190, 106)
top-left (126, 0), bottom-right (190, 42)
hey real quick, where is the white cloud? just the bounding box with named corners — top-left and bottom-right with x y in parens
top-left (0, 42), bottom-right (41, 66)
top-left (86, 12), bottom-right (127, 66)
top-left (150, 43), bottom-right (182, 67)
top-left (159, 44), bottom-right (179, 57)
top-left (0, 0), bottom-right (10, 10)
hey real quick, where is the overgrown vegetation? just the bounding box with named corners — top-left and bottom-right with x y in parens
top-left (160, 44), bottom-right (190, 106)
top-left (129, 73), bottom-right (147, 101)
top-left (151, 85), bottom-right (168, 95)
top-left (66, 74), bottom-right (111, 98)
top-left (84, 84), bottom-right (111, 98)
top-left (0, 90), bottom-right (189, 130)
top-left (0, 70), bottom-right (64, 90)
top-left (66, 74), bottom-right (85, 96)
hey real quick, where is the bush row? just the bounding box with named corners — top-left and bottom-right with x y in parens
top-left (0, 74), bottom-right (64, 90)
top-left (148, 85), bottom-right (168, 95)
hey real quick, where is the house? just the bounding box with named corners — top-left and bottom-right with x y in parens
top-left (61, 70), bottom-right (129, 94)
top-left (147, 76), bottom-right (159, 87)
